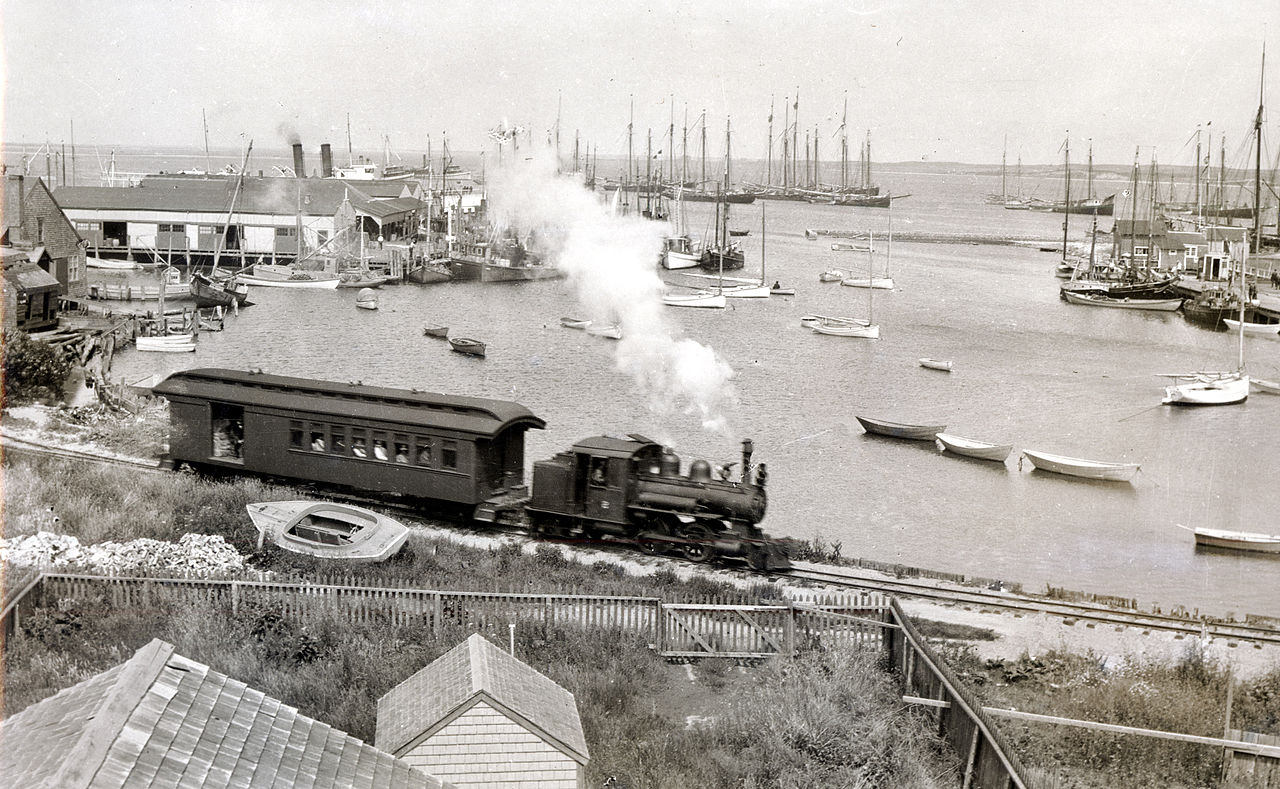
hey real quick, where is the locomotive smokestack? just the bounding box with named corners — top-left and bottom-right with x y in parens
top-left (292, 143), bottom-right (305, 177)
top-left (320, 143), bottom-right (333, 178)
top-left (741, 438), bottom-right (754, 483)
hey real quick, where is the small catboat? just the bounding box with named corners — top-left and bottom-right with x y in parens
top-left (728, 228), bottom-right (750, 237)
top-left (422, 325), bottom-right (449, 338)
top-left (855, 416), bottom-right (946, 441)
top-left (1021, 449), bottom-right (1140, 482)
top-left (449, 337), bottom-right (486, 357)
top-left (585, 323), bottom-right (623, 339)
top-left (813, 322), bottom-right (880, 339)
top-left (800, 314), bottom-right (870, 329)
top-left (935, 433), bottom-right (1012, 462)
top-left (355, 288), bottom-right (379, 310)
top-left (560, 317), bottom-right (591, 329)
top-left (841, 276), bottom-right (894, 290)
top-left (246, 500), bottom-right (409, 562)
top-left (1193, 526), bottom-right (1280, 554)
top-left (662, 291), bottom-right (727, 309)
top-left (723, 283), bottom-right (771, 299)
top-left (919, 358), bottom-right (953, 372)
top-left (1252, 378), bottom-right (1280, 394)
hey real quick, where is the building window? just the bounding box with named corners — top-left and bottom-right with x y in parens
top-left (276, 227), bottom-right (298, 237)
top-left (1134, 246), bottom-right (1148, 257)
top-left (37, 218), bottom-right (45, 242)
top-left (158, 223), bottom-right (186, 233)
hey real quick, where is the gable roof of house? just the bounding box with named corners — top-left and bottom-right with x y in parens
top-left (0, 639), bottom-right (453, 789)
top-left (2, 248), bottom-right (61, 290)
top-left (53, 177), bottom-right (424, 220)
top-left (376, 634), bottom-right (588, 763)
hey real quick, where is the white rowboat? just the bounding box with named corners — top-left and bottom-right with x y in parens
top-left (663, 291), bottom-right (727, 309)
top-left (1252, 378), bottom-right (1280, 394)
top-left (1022, 449), bottom-right (1140, 482)
top-left (1193, 526), bottom-right (1280, 554)
top-left (919, 358), bottom-right (953, 372)
top-left (1224, 318), bottom-right (1280, 336)
top-left (935, 433), bottom-right (1012, 462)
top-left (840, 276), bottom-right (895, 290)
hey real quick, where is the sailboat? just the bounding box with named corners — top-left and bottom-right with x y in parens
top-left (661, 187), bottom-right (701, 270)
top-left (191, 141), bottom-right (253, 309)
top-left (1161, 238), bottom-right (1251, 405)
top-left (721, 204), bottom-right (772, 297)
top-left (697, 122), bottom-right (746, 272)
top-left (813, 231), bottom-right (880, 339)
top-left (840, 201), bottom-right (895, 289)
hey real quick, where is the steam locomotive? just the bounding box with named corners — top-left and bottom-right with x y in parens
top-left (153, 368), bottom-right (790, 570)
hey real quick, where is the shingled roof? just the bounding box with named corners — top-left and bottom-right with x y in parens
top-left (0, 639), bottom-right (453, 789)
top-left (376, 634), bottom-right (589, 764)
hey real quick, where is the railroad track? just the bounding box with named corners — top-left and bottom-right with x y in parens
top-left (781, 564), bottom-right (1280, 647)
top-left (10, 436), bottom-right (1280, 648)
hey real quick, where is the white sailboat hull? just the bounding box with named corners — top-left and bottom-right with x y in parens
top-left (813, 322), bottom-right (880, 339)
top-left (840, 277), bottom-right (895, 290)
top-left (1162, 374), bottom-right (1249, 406)
top-left (663, 249), bottom-right (702, 270)
top-left (723, 284), bottom-right (771, 298)
top-left (663, 291), bottom-right (726, 309)
top-left (1194, 527), bottom-right (1280, 553)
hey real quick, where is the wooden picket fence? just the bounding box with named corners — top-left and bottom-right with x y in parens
top-left (5, 572), bottom-right (889, 659)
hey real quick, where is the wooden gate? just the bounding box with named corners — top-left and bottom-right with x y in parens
top-left (658, 597), bottom-right (890, 659)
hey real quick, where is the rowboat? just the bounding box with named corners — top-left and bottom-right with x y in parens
top-left (1193, 526), bottom-right (1280, 554)
top-left (239, 267), bottom-right (341, 289)
top-left (1021, 449), bottom-right (1140, 482)
top-left (800, 314), bottom-right (870, 329)
top-left (919, 358), bottom-right (953, 372)
top-left (662, 291), bottom-right (727, 309)
top-left (1062, 290), bottom-right (1183, 311)
top-left (818, 269), bottom-right (846, 283)
top-left (1224, 318), bottom-right (1280, 336)
top-left (355, 288), bottom-right (379, 310)
top-left (1252, 378), bottom-right (1280, 394)
top-left (841, 276), bottom-right (895, 290)
top-left (855, 416), bottom-right (946, 440)
top-left (246, 500), bottom-right (410, 562)
top-left (585, 323), bottom-right (623, 339)
top-left (935, 433), bottom-right (1012, 462)
top-left (86, 256), bottom-right (140, 270)
top-left (560, 317), bottom-right (591, 329)
top-left (449, 337), bottom-right (486, 357)
top-left (136, 334), bottom-right (196, 353)
top-left (422, 325), bottom-right (449, 338)
top-left (769, 285), bottom-right (795, 296)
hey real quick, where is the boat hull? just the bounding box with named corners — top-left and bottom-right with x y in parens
top-left (449, 338), bottom-right (486, 357)
top-left (422, 326), bottom-right (449, 338)
top-left (1162, 375), bottom-right (1249, 406)
top-left (1224, 318), bottom-right (1280, 336)
top-left (663, 249), bottom-right (702, 270)
top-left (918, 358), bottom-right (953, 371)
top-left (935, 433), bottom-right (1012, 462)
top-left (1062, 291), bottom-right (1183, 311)
top-left (855, 416), bottom-right (946, 440)
top-left (840, 277), bottom-right (894, 290)
top-left (663, 292), bottom-right (726, 308)
top-left (1021, 449), bottom-right (1139, 482)
top-left (1194, 527), bottom-right (1280, 553)
top-left (246, 500), bottom-right (409, 562)
top-left (813, 323), bottom-right (880, 339)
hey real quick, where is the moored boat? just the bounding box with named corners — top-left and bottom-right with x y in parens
top-left (422, 325), bottom-right (449, 338)
top-left (1224, 317), bottom-right (1280, 336)
top-left (840, 276), bottom-right (894, 290)
top-left (1252, 378), bottom-right (1280, 394)
top-left (136, 334), bottom-right (196, 353)
top-left (800, 314), bottom-right (870, 329)
top-left (1193, 526), bottom-right (1280, 554)
top-left (246, 500), bottom-right (410, 562)
top-left (560, 317), bottom-right (591, 329)
top-left (662, 290), bottom-right (726, 309)
top-left (1061, 291), bottom-right (1184, 311)
top-left (1021, 449), bottom-right (1140, 482)
top-left (855, 416), bottom-right (946, 440)
top-left (818, 269), bottom-right (846, 283)
top-left (722, 283), bottom-right (771, 298)
top-left (769, 284), bottom-right (795, 296)
top-left (813, 322), bottom-right (880, 339)
top-left (86, 256), bottom-right (140, 270)
top-left (449, 337), bottom-right (486, 357)
top-left (355, 288), bottom-right (378, 310)
top-left (585, 323), bottom-right (623, 339)
top-left (190, 271), bottom-right (251, 309)
top-left (935, 433), bottom-right (1012, 462)
top-left (918, 358), bottom-right (953, 371)
top-left (1161, 371), bottom-right (1250, 406)
top-left (240, 266), bottom-right (341, 289)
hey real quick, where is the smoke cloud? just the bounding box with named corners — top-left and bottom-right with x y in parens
top-left (486, 151), bottom-right (737, 433)
top-left (276, 122), bottom-right (301, 146)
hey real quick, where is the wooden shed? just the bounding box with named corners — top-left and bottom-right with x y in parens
top-left (377, 634), bottom-right (589, 788)
top-left (2, 247), bottom-right (62, 332)
top-left (0, 639), bottom-right (454, 789)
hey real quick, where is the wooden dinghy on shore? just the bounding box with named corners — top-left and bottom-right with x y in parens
top-left (855, 416), bottom-right (946, 441)
top-left (935, 433), bottom-right (1012, 462)
top-left (1021, 449), bottom-right (1140, 482)
top-left (246, 500), bottom-right (410, 562)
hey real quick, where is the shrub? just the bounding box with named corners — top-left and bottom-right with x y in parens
top-left (3, 330), bottom-right (73, 409)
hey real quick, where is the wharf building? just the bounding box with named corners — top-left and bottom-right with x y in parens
top-left (1, 172), bottom-right (88, 332)
top-left (53, 174), bottom-right (428, 270)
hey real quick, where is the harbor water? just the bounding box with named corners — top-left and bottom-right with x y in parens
top-left (80, 158), bottom-right (1279, 619)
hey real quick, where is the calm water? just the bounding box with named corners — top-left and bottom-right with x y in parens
top-left (86, 160), bottom-right (1280, 618)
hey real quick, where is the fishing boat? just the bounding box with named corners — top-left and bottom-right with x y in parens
top-left (1252, 378), bottom-right (1280, 394)
top-left (662, 188), bottom-right (702, 270)
top-left (239, 265), bottom-right (341, 289)
top-left (560, 317), bottom-right (591, 329)
top-left (585, 323), bottom-right (623, 339)
top-left (337, 271), bottom-right (392, 289)
top-left (1181, 287), bottom-right (1240, 328)
top-left (449, 337), bottom-right (486, 357)
top-left (1021, 449), bottom-right (1140, 482)
top-left (190, 271), bottom-right (251, 309)
top-left (422, 325), bottom-right (449, 338)
top-left (136, 334), bottom-right (196, 353)
top-left (855, 416), bottom-right (946, 440)
top-left (935, 433), bottom-right (1012, 462)
top-left (918, 358), bottom-right (953, 371)
top-left (86, 256), bottom-right (140, 270)
top-left (697, 123), bottom-right (746, 272)
top-left (405, 255), bottom-right (453, 284)
top-left (246, 500), bottom-right (410, 562)
top-left (818, 269), bottom-right (847, 283)
top-left (1224, 317), bottom-right (1280, 336)
top-left (1193, 526), bottom-right (1280, 554)
top-left (355, 288), bottom-right (378, 310)
top-left (1061, 291), bottom-right (1184, 311)
top-left (662, 290), bottom-right (727, 309)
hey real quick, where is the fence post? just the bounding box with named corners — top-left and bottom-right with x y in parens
top-left (961, 726), bottom-right (981, 789)
top-left (231, 581), bottom-right (240, 617)
top-left (786, 602), bottom-right (796, 657)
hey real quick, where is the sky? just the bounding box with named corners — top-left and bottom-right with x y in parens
top-left (2, 0), bottom-right (1276, 167)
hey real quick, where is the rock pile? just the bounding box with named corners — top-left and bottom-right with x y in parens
top-left (2, 531), bottom-right (247, 575)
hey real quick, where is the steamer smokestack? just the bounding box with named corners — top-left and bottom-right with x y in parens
top-left (292, 143), bottom-right (305, 178)
top-left (320, 143), bottom-right (333, 178)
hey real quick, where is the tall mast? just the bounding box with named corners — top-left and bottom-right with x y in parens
top-left (782, 96), bottom-right (790, 191)
top-left (555, 92), bottom-right (562, 173)
top-left (682, 105), bottom-right (689, 186)
top-left (69, 119), bottom-right (76, 187)
top-left (791, 90), bottom-right (799, 190)
top-left (1218, 135), bottom-right (1226, 214)
top-left (700, 109), bottom-right (707, 187)
top-left (1194, 126), bottom-right (1202, 220)
top-left (1254, 44), bottom-right (1265, 252)
top-left (813, 125), bottom-right (820, 188)
top-left (803, 131), bottom-right (810, 188)
top-left (668, 95), bottom-right (674, 187)
top-left (841, 93), bottom-right (849, 190)
top-left (346, 113), bottom-right (353, 167)
top-left (724, 116), bottom-right (732, 191)
top-left (1086, 140), bottom-right (1094, 200)
top-left (646, 128), bottom-right (652, 215)
top-left (1061, 134), bottom-right (1071, 266)
top-left (627, 95), bottom-right (634, 193)
top-left (202, 108), bottom-right (212, 175)
top-left (766, 95), bottom-right (774, 188)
